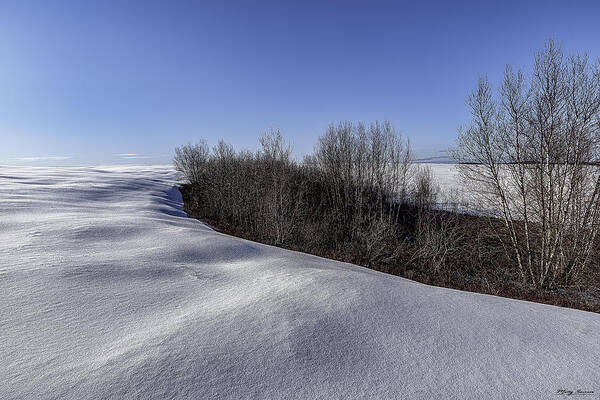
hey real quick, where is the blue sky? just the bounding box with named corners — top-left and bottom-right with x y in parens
top-left (1, 0), bottom-right (599, 165)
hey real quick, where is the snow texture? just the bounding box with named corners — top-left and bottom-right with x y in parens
top-left (1, 165), bottom-right (598, 399)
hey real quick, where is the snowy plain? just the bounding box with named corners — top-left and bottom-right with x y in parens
top-left (1, 164), bottom-right (598, 399)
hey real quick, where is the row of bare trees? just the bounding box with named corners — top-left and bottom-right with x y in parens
top-left (454, 40), bottom-right (600, 289)
top-left (175, 122), bottom-right (452, 269)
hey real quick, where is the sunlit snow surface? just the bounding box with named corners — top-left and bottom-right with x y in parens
top-left (1, 165), bottom-right (598, 399)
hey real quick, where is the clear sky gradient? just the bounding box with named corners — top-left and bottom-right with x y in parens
top-left (1, 0), bottom-right (599, 165)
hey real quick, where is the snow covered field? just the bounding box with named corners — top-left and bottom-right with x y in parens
top-left (1, 165), bottom-right (598, 399)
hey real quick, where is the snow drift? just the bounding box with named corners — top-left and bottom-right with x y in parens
top-left (0, 165), bottom-right (598, 399)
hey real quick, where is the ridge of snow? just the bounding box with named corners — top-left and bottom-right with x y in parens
top-left (1, 165), bottom-right (598, 399)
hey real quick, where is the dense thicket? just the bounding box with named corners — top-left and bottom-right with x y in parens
top-left (177, 119), bottom-right (600, 312)
top-left (176, 123), bottom-right (420, 266)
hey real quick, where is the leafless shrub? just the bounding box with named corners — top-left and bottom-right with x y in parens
top-left (174, 141), bottom-right (210, 185)
top-left (412, 211), bottom-right (462, 276)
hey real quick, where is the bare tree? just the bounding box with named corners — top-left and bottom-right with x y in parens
top-left (453, 40), bottom-right (600, 288)
top-left (258, 128), bottom-right (303, 244)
